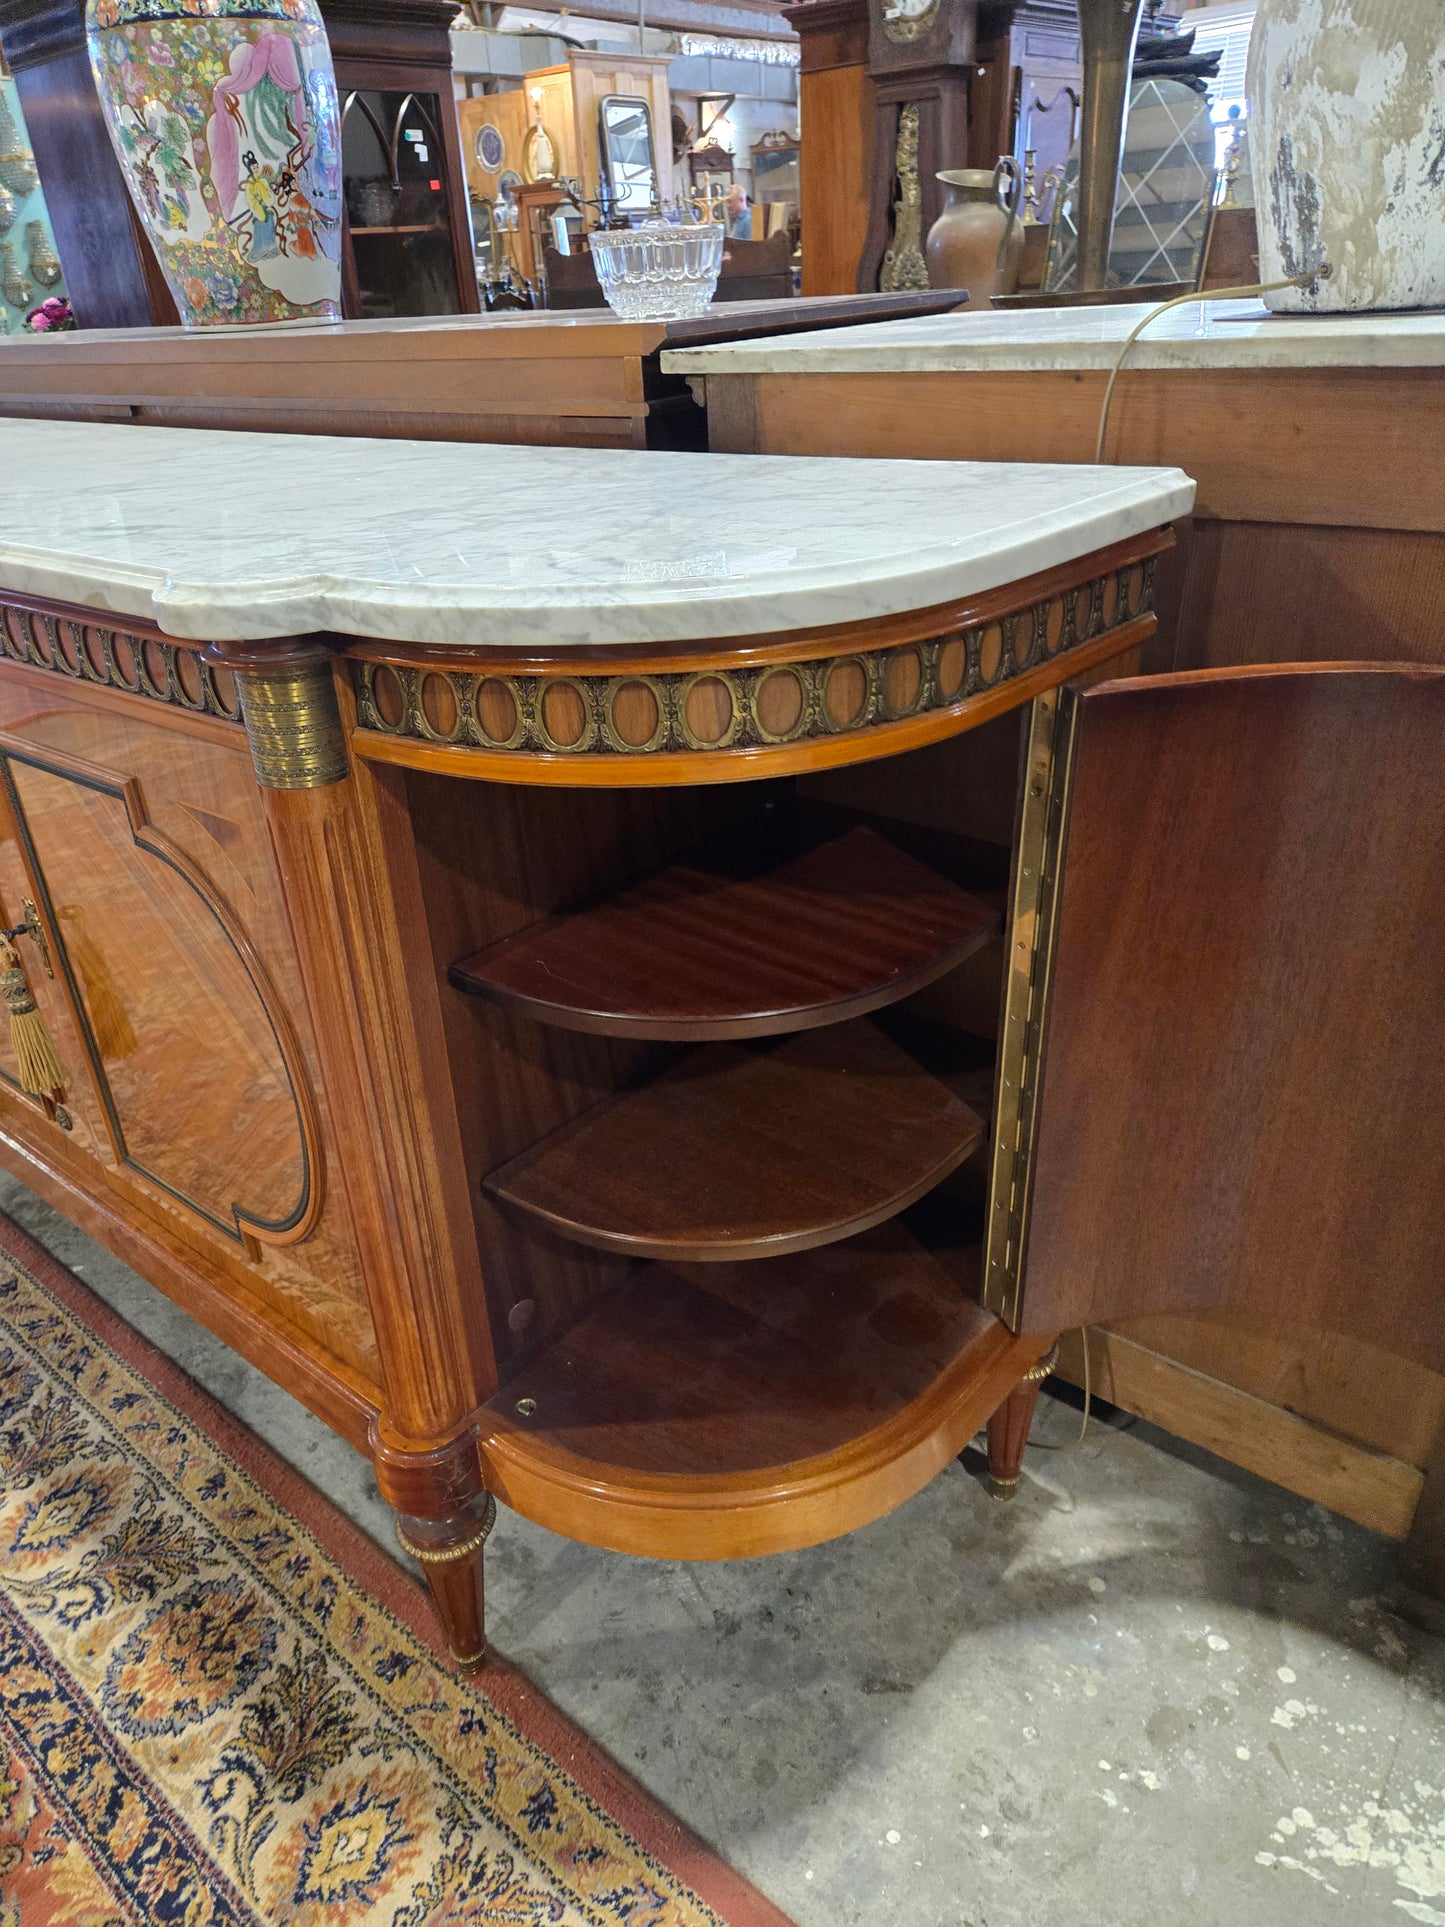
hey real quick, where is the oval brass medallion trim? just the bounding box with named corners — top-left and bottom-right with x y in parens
top-left (350, 558), bottom-right (1157, 766)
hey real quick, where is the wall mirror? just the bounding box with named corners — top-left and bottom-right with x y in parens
top-left (598, 96), bottom-right (658, 216)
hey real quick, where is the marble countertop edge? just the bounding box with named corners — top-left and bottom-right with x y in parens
top-left (0, 418), bottom-right (1194, 651)
top-left (661, 303), bottom-right (1445, 377)
top-left (0, 470), bottom-right (1194, 646)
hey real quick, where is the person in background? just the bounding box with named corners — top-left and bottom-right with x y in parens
top-left (724, 182), bottom-right (751, 239)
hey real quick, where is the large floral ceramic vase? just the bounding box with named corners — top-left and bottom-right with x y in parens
top-left (1247, 0), bottom-right (1445, 312)
top-left (85, 0), bottom-right (343, 327)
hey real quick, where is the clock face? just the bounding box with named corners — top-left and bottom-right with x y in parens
top-left (880, 0), bottom-right (940, 41)
top-left (476, 124), bottom-right (506, 173)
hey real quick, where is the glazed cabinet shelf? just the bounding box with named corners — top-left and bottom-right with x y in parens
top-left (484, 1017), bottom-right (986, 1262)
top-left (450, 824), bottom-right (1000, 1041)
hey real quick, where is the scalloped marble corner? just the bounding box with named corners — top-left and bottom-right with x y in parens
top-left (0, 418), bottom-right (1194, 647)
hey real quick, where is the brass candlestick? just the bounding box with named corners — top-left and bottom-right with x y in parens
top-left (1023, 148), bottom-right (1041, 223)
top-left (1075, 0), bottom-right (1145, 292)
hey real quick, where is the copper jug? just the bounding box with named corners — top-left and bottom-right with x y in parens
top-left (924, 159), bottom-right (1024, 309)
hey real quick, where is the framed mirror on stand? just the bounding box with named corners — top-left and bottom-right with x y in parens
top-left (598, 95), bottom-right (659, 217)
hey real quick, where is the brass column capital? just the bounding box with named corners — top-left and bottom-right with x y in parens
top-left (205, 638), bottom-right (349, 790)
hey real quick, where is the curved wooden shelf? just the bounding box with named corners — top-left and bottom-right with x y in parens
top-left (450, 825), bottom-right (1000, 1040)
top-left (475, 1225), bottom-right (1052, 1558)
top-left (484, 1018), bottom-right (986, 1261)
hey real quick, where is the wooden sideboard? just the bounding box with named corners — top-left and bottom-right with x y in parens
top-left (1, 414), bottom-right (1440, 1656)
top-left (0, 419), bottom-right (1209, 1661)
top-left (666, 302), bottom-right (1445, 1583)
top-left (0, 293), bottom-right (961, 449)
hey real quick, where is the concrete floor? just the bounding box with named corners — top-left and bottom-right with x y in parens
top-left (4, 1169), bottom-right (1442, 1927)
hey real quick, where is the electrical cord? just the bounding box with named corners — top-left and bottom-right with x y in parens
top-left (1094, 264), bottom-right (1332, 464)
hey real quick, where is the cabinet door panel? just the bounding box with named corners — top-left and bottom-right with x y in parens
top-left (0, 801), bottom-right (113, 1164)
top-left (0, 673), bottom-right (380, 1382)
top-left (3, 744), bottom-right (315, 1246)
top-left (1011, 664), bottom-right (1445, 1376)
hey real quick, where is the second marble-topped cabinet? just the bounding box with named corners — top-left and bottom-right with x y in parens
top-left (664, 295), bottom-right (1445, 1558)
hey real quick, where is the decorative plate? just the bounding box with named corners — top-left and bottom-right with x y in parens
top-left (475, 123), bottom-right (506, 173)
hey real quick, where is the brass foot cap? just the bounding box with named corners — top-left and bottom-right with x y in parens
top-left (988, 1476), bottom-right (1020, 1502)
top-left (451, 1643), bottom-right (488, 1674)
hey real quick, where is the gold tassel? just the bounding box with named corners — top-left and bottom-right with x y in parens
top-left (58, 906), bottom-right (137, 1059)
top-left (0, 937), bottom-right (65, 1098)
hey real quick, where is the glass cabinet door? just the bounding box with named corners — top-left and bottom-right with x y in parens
top-left (342, 88), bottom-right (465, 317)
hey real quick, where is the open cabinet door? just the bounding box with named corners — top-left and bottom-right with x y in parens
top-left (985, 664), bottom-right (1445, 1377)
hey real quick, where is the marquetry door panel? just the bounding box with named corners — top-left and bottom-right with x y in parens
top-left (0, 679), bottom-right (379, 1380)
top-left (3, 746), bottom-right (315, 1244)
top-left (0, 821), bottom-right (113, 1165)
top-left (996, 664), bottom-right (1445, 1378)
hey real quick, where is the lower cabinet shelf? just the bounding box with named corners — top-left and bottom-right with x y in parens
top-left (484, 1017), bottom-right (987, 1261)
top-left (476, 1221), bottom-right (1048, 1558)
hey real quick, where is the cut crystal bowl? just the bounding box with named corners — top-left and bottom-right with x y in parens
top-left (588, 221), bottom-right (724, 321)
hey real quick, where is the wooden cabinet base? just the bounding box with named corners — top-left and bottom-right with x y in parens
top-left (1056, 1330), bottom-right (1424, 1541)
top-left (697, 354), bottom-right (1445, 1572)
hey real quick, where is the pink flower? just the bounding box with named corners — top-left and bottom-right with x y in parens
top-left (26, 297), bottom-right (74, 332)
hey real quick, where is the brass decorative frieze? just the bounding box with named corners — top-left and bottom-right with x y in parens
top-left (880, 103), bottom-right (929, 293)
top-left (236, 660), bottom-right (350, 790)
top-left (983, 686), bottom-right (1080, 1329)
top-left (352, 559), bottom-right (1154, 766)
top-left (0, 600), bottom-right (243, 725)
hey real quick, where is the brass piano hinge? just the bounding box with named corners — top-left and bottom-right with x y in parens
top-left (983, 686), bottom-right (1080, 1328)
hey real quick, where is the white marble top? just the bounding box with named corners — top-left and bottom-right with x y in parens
top-left (0, 419), bottom-right (1193, 649)
top-left (662, 299), bottom-right (1445, 376)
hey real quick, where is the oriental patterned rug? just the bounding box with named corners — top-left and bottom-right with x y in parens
top-left (0, 1211), bottom-right (791, 1927)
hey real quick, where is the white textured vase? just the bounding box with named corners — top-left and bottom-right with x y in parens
top-left (1247, 0), bottom-right (1445, 313)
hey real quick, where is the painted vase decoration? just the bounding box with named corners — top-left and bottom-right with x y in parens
top-left (0, 242), bottom-right (32, 309)
top-left (84, 0), bottom-right (344, 327)
top-left (1247, 0), bottom-right (1445, 312)
top-left (25, 221), bottom-right (62, 289)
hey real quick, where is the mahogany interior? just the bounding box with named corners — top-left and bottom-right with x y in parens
top-left (450, 823), bottom-right (1001, 1040)
top-left (485, 1017), bottom-right (987, 1261)
top-left (481, 1220), bottom-right (995, 1476)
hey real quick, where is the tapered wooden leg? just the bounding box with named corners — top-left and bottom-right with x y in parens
top-left (395, 1491), bottom-right (496, 1673)
top-left (986, 1343), bottom-right (1060, 1500)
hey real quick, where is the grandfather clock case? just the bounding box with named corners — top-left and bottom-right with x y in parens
top-left (860, 0), bottom-right (983, 292)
